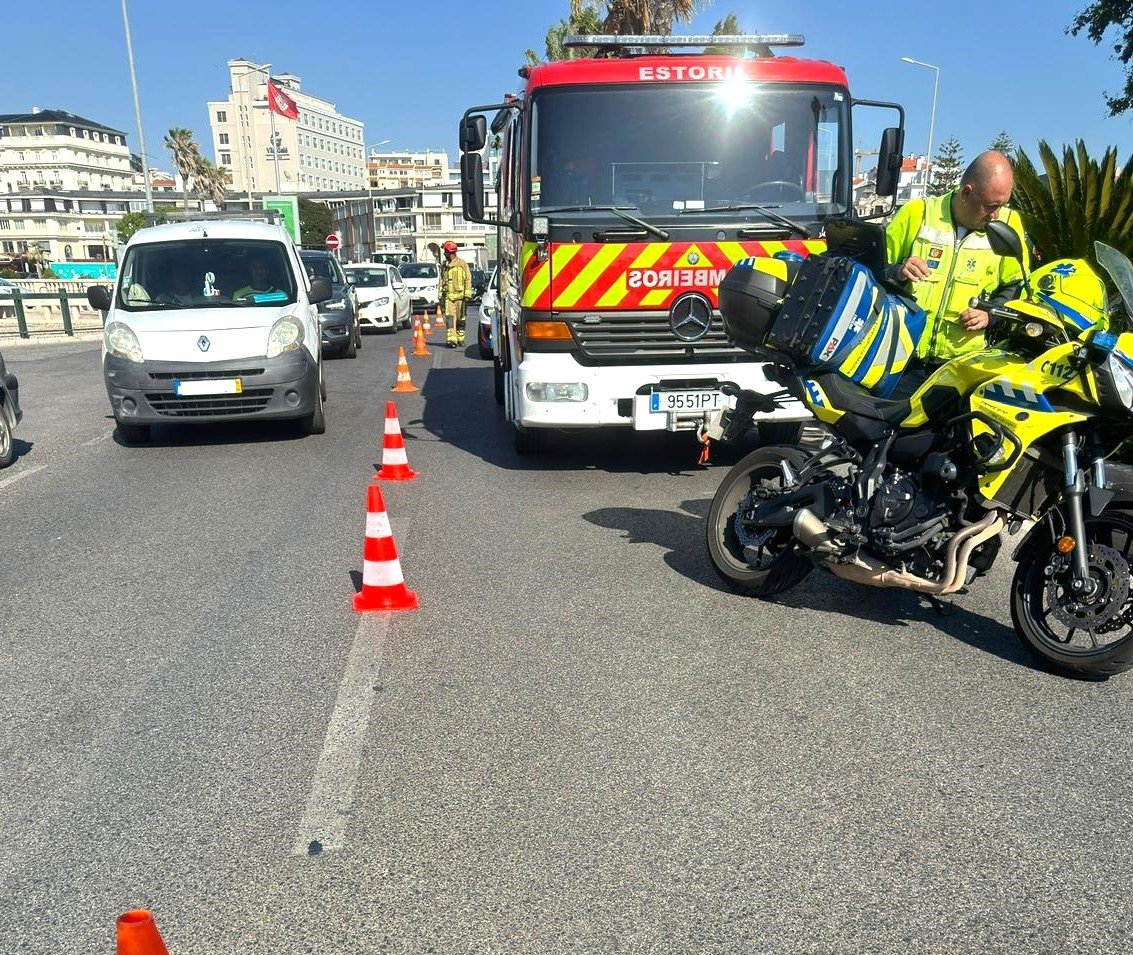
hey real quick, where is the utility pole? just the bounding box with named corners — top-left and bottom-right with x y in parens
top-left (120, 0), bottom-right (153, 213)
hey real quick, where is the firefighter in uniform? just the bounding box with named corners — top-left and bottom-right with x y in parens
top-left (885, 150), bottom-right (1028, 394)
top-left (440, 240), bottom-right (473, 348)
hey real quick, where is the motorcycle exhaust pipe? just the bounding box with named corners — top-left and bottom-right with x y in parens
top-left (793, 508), bottom-right (840, 557)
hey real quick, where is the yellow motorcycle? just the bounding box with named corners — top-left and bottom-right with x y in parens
top-left (707, 219), bottom-right (1133, 679)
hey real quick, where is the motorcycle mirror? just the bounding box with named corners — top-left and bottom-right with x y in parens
top-left (985, 220), bottom-right (1023, 261)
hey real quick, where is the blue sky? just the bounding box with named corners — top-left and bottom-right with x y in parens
top-left (4, 1), bottom-right (1131, 174)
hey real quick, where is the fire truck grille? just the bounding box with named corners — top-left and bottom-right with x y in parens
top-left (566, 312), bottom-right (748, 364)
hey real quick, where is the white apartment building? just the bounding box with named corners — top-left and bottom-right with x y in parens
top-left (208, 59), bottom-right (366, 194)
top-left (0, 110), bottom-right (133, 194)
top-left (0, 190), bottom-right (144, 266)
top-left (367, 150), bottom-right (449, 190)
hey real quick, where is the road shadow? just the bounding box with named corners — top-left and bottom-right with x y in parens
top-left (109, 416), bottom-right (311, 448)
top-left (583, 496), bottom-right (1039, 673)
top-left (9, 438), bottom-right (33, 465)
top-left (414, 364), bottom-right (764, 475)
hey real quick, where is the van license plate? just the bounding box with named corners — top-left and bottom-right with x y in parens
top-left (650, 390), bottom-right (723, 413)
top-left (174, 378), bottom-right (243, 396)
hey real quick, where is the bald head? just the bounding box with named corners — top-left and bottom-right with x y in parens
top-left (953, 150), bottom-right (1014, 230)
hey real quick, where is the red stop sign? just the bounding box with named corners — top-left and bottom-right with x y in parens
top-left (325, 233), bottom-right (340, 251)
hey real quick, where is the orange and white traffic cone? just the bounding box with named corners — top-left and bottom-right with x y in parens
top-left (117, 910), bottom-right (170, 955)
top-left (353, 483), bottom-right (418, 612)
top-left (412, 319), bottom-right (429, 357)
top-left (422, 311), bottom-right (432, 335)
top-left (375, 401), bottom-right (418, 481)
top-left (391, 345), bottom-right (418, 393)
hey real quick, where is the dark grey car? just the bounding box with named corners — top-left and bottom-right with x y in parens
top-left (300, 250), bottom-right (361, 359)
top-left (0, 345), bottom-right (22, 468)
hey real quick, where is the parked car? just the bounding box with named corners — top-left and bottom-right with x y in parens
top-left (399, 261), bottom-right (440, 310)
top-left (469, 266), bottom-right (489, 303)
top-left (0, 344), bottom-right (21, 467)
top-left (477, 267), bottom-right (498, 360)
top-left (300, 250), bottom-right (361, 359)
top-left (342, 263), bottom-right (412, 333)
top-left (86, 217), bottom-right (331, 444)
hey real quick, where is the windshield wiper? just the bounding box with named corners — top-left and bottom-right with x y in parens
top-left (536, 205), bottom-right (669, 241)
top-left (679, 202), bottom-right (812, 239)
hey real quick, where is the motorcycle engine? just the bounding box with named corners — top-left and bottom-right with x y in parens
top-left (867, 470), bottom-right (951, 559)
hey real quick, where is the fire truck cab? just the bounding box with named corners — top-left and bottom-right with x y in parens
top-left (459, 34), bottom-right (905, 452)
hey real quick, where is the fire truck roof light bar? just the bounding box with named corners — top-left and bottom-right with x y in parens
top-left (562, 34), bottom-right (805, 56)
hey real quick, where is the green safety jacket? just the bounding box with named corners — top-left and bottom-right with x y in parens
top-left (885, 192), bottom-right (1028, 361)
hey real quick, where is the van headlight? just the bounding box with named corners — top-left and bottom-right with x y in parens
top-left (267, 316), bottom-right (304, 358)
top-left (105, 321), bottom-right (143, 363)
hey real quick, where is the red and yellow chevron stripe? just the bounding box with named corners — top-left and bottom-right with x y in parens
top-left (520, 239), bottom-right (826, 311)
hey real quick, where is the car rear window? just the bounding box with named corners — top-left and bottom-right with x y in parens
top-left (400, 263), bottom-right (437, 279)
top-left (344, 268), bottom-right (389, 287)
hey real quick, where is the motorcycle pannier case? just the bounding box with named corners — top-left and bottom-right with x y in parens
top-left (718, 256), bottom-right (794, 354)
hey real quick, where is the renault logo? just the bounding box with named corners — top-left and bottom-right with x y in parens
top-left (669, 293), bottom-right (713, 342)
top-left (197, 335), bottom-right (211, 352)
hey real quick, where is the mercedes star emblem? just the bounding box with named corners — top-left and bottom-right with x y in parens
top-left (197, 335), bottom-right (211, 352)
top-left (669, 294), bottom-right (713, 342)
top-left (687, 251), bottom-right (700, 265)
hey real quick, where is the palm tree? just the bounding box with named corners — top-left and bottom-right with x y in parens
top-left (1012, 140), bottom-right (1133, 270)
top-left (191, 157), bottom-right (229, 212)
top-left (207, 163), bottom-right (231, 210)
top-left (601, 0), bottom-right (701, 34)
top-left (164, 127), bottom-right (201, 214)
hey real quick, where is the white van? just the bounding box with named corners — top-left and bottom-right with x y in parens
top-left (87, 216), bottom-right (331, 442)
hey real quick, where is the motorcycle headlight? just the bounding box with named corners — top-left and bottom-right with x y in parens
top-left (105, 321), bottom-right (143, 363)
top-left (1097, 351), bottom-right (1133, 414)
top-left (267, 316), bottom-right (304, 358)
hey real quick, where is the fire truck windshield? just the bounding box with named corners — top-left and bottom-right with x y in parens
top-left (528, 82), bottom-right (849, 222)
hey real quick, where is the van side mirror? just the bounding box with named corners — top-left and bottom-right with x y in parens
top-left (309, 277), bottom-right (332, 304)
top-left (87, 284), bottom-right (111, 311)
top-left (459, 115), bottom-right (486, 153)
top-left (985, 219), bottom-right (1024, 261)
top-left (874, 127), bottom-right (905, 199)
top-left (461, 153), bottom-right (485, 221)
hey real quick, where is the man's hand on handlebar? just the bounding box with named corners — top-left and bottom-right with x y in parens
top-left (961, 308), bottom-right (990, 331)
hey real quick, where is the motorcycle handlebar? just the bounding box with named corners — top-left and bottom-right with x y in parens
top-left (969, 296), bottom-right (1017, 324)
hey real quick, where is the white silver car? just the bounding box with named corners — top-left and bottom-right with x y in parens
top-left (399, 261), bottom-right (440, 310)
top-left (343, 263), bottom-right (411, 333)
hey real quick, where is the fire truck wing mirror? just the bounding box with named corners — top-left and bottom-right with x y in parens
top-left (461, 152), bottom-right (485, 221)
top-left (985, 220), bottom-right (1024, 262)
top-left (460, 114), bottom-right (487, 153)
top-left (874, 126), bottom-right (905, 199)
top-left (490, 109), bottom-right (511, 135)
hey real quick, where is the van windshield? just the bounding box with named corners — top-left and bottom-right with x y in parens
top-left (117, 239), bottom-right (297, 311)
top-left (400, 263), bottom-right (437, 279)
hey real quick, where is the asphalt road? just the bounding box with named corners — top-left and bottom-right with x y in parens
top-left (2, 318), bottom-right (1133, 954)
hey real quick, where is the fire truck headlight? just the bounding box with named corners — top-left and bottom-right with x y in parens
top-left (526, 382), bottom-right (588, 402)
top-left (533, 216), bottom-right (549, 237)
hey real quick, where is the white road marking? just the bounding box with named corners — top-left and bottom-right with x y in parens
top-left (0, 464), bottom-right (47, 491)
top-left (292, 612), bottom-right (392, 855)
top-left (79, 432), bottom-right (111, 448)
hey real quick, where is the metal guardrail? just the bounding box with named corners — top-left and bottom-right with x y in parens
top-left (1, 286), bottom-right (105, 339)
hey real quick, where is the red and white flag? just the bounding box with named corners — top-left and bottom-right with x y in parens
top-left (267, 80), bottom-right (299, 120)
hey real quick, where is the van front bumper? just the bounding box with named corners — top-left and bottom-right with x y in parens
top-left (104, 350), bottom-right (318, 425)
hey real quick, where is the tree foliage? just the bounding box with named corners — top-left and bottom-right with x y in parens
top-left (704, 12), bottom-right (742, 54)
top-left (299, 198), bottom-right (333, 248)
top-left (929, 136), bottom-right (964, 197)
top-left (164, 128), bottom-right (201, 213)
top-left (1012, 140), bottom-right (1133, 270)
top-left (528, 0), bottom-right (703, 62)
top-left (1069, 2), bottom-right (1133, 116)
top-left (989, 130), bottom-right (1015, 155)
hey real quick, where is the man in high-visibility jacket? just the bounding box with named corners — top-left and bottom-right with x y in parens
top-left (439, 240), bottom-right (473, 348)
top-left (885, 150), bottom-right (1028, 373)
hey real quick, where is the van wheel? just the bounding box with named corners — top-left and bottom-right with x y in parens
top-left (300, 388), bottom-right (326, 436)
top-left (116, 421), bottom-right (150, 444)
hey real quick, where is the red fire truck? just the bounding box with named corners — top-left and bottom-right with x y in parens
top-left (459, 34), bottom-right (905, 452)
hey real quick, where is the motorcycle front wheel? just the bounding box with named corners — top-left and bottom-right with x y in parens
top-left (1011, 508), bottom-right (1133, 679)
top-left (707, 445), bottom-right (814, 597)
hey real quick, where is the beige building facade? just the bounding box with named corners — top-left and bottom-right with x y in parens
top-left (208, 59), bottom-right (366, 194)
top-left (0, 110), bottom-right (133, 195)
top-left (367, 150), bottom-right (449, 190)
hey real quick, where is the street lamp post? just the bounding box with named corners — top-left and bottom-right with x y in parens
top-left (900, 56), bottom-right (940, 199)
top-left (367, 140), bottom-right (391, 257)
top-left (119, 0), bottom-right (153, 213)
